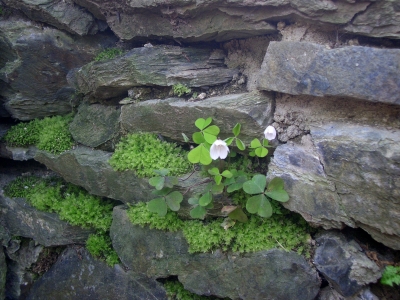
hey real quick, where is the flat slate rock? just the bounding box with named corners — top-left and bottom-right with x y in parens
top-left (0, 194), bottom-right (93, 247)
top-left (258, 42), bottom-right (400, 105)
top-left (120, 92), bottom-right (274, 144)
top-left (267, 122), bottom-right (400, 250)
top-left (27, 247), bottom-right (167, 300)
top-left (111, 205), bottom-right (321, 300)
top-left (68, 45), bottom-right (238, 100)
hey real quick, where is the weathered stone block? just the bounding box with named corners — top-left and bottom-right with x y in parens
top-left (111, 205), bottom-right (321, 300)
top-left (267, 123), bottom-right (400, 249)
top-left (0, 194), bottom-right (93, 247)
top-left (258, 42), bottom-right (400, 105)
top-left (121, 92), bottom-right (274, 144)
top-left (27, 247), bottom-right (167, 300)
top-left (67, 46), bottom-right (238, 99)
top-left (314, 231), bottom-right (381, 297)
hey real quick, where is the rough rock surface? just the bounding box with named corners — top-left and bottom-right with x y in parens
top-left (0, 145), bottom-right (37, 161)
top-left (3, 0), bottom-right (100, 36)
top-left (111, 205), bottom-right (321, 300)
top-left (68, 45), bottom-right (238, 100)
top-left (318, 286), bottom-right (379, 300)
top-left (69, 102), bottom-right (120, 149)
top-left (267, 122), bottom-right (400, 249)
top-left (0, 13), bottom-right (117, 120)
top-left (0, 194), bottom-right (93, 247)
top-left (313, 231), bottom-right (381, 297)
top-left (4, 239), bottom-right (43, 300)
top-left (27, 247), bottom-right (167, 300)
top-left (70, 0), bottom-right (400, 40)
top-left (0, 247), bottom-right (5, 300)
top-left (258, 42), bottom-right (400, 105)
top-left (121, 92), bottom-right (274, 144)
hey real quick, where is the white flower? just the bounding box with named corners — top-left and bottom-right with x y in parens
top-left (210, 139), bottom-right (229, 160)
top-left (264, 125), bottom-right (277, 141)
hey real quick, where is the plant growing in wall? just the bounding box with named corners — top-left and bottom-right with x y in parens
top-left (147, 117), bottom-right (289, 224)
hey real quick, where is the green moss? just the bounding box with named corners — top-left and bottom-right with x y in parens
top-left (109, 133), bottom-right (191, 178)
top-left (381, 265), bottom-right (400, 286)
top-left (164, 280), bottom-right (223, 300)
top-left (4, 176), bottom-right (114, 233)
top-left (86, 233), bottom-right (120, 267)
top-left (3, 114), bottom-right (74, 154)
top-left (127, 203), bottom-right (312, 256)
top-left (94, 48), bottom-right (124, 61)
top-left (172, 84), bottom-right (191, 97)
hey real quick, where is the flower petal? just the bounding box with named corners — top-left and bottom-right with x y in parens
top-left (264, 125), bottom-right (277, 141)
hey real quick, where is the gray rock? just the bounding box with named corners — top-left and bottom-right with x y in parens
top-left (111, 205), bottom-right (321, 300)
top-left (0, 145), bottom-right (37, 161)
top-left (258, 42), bottom-right (400, 105)
top-left (68, 45), bottom-right (238, 100)
top-left (345, 0), bottom-right (400, 39)
top-left (0, 194), bottom-right (93, 247)
top-left (267, 123), bottom-right (400, 249)
top-left (27, 246), bottom-right (167, 300)
top-left (0, 247), bottom-right (5, 300)
top-left (3, 0), bottom-right (99, 36)
top-left (314, 231), bottom-right (381, 297)
top-left (318, 286), bottom-right (379, 300)
top-left (4, 239), bottom-right (43, 300)
top-left (121, 92), bottom-right (274, 144)
top-left (0, 13), bottom-right (117, 120)
top-left (69, 102), bottom-right (121, 149)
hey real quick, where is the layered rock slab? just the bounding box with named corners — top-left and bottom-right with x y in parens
top-left (111, 205), bottom-right (321, 300)
top-left (258, 42), bottom-right (400, 105)
top-left (3, 0), bottom-right (100, 36)
top-left (267, 123), bottom-right (400, 249)
top-left (68, 45), bottom-right (238, 100)
top-left (120, 92), bottom-right (274, 144)
top-left (0, 14), bottom-right (117, 120)
top-left (0, 194), bottom-right (93, 247)
top-left (27, 247), bottom-right (167, 300)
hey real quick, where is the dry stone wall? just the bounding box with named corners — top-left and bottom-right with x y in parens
top-left (0, 0), bottom-right (399, 299)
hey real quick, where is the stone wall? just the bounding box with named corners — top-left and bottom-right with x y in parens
top-left (0, 0), bottom-right (399, 299)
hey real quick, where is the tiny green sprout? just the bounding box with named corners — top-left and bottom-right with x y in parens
top-left (225, 123), bottom-right (246, 151)
top-left (381, 266), bottom-right (400, 286)
top-left (243, 176), bottom-right (289, 218)
top-left (173, 83), bottom-right (192, 97)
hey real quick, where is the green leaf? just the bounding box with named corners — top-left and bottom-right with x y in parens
top-left (203, 132), bottom-right (217, 144)
top-left (249, 151), bottom-right (256, 157)
top-left (203, 125), bottom-right (220, 136)
top-left (236, 139), bottom-right (245, 151)
top-left (211, 183), bottom-right (224, 194)
top-left (149, 177), bottom-right (165, 190)
top-left (258, 197), bottom-right (273, 218)
top-left (188, 197), bottom-right (199, 205)
top-left (221, 170), bottom-right (233, 178)
top-left (188, 144), bottom-right (212, 165)
top-left (246, 194), bottom-right (262, 214)
top-left (255, 147), bottom-right (268, 157)
top-left (190, 205), bottom-right (207, 219)
top-left (267, 177), bottom-right (285, 191)
top-left (265, 190), bottom-right (289, 202)
top-left (192, 132), bottom-right (205, 144)
top-left (243, 174), bottom-right (267, 194)
top-left (153, 169), bottom-right (169, 176)
top-left (208, 167), bottom-right (220, 176)
top-left (147, 198), bottom-right (167, 216)
top-left (199, 191), bottom-right (212, 206)
top-left (214, 174), bottom-right (222, 185)
top-left (225, 137), bottom-right (234, 146)
top-left (165, 191), bottom-right (183, 211)
top-left (228, 207), bottom-right (248, 223)
top-left (195, 117), bottom-right (212, 130)
top-left (250, 138), bottom-right (262, 148)
top-left (182, 133), bottom-right (190, 142)
top-left (228, 150), bottom-right (237, 157)
top-left (226, 182), bottom-right (243, 193)
top-left (151, 187), bottom-right (171, 196)
top-left (262, 139), bottom-right (269, 147)
top-left (164, 176), bottom-right (179, 188)
top-left (205, 202), bottom-right (214, 209)
top-left (232, 123), bottom-right (241, 136)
